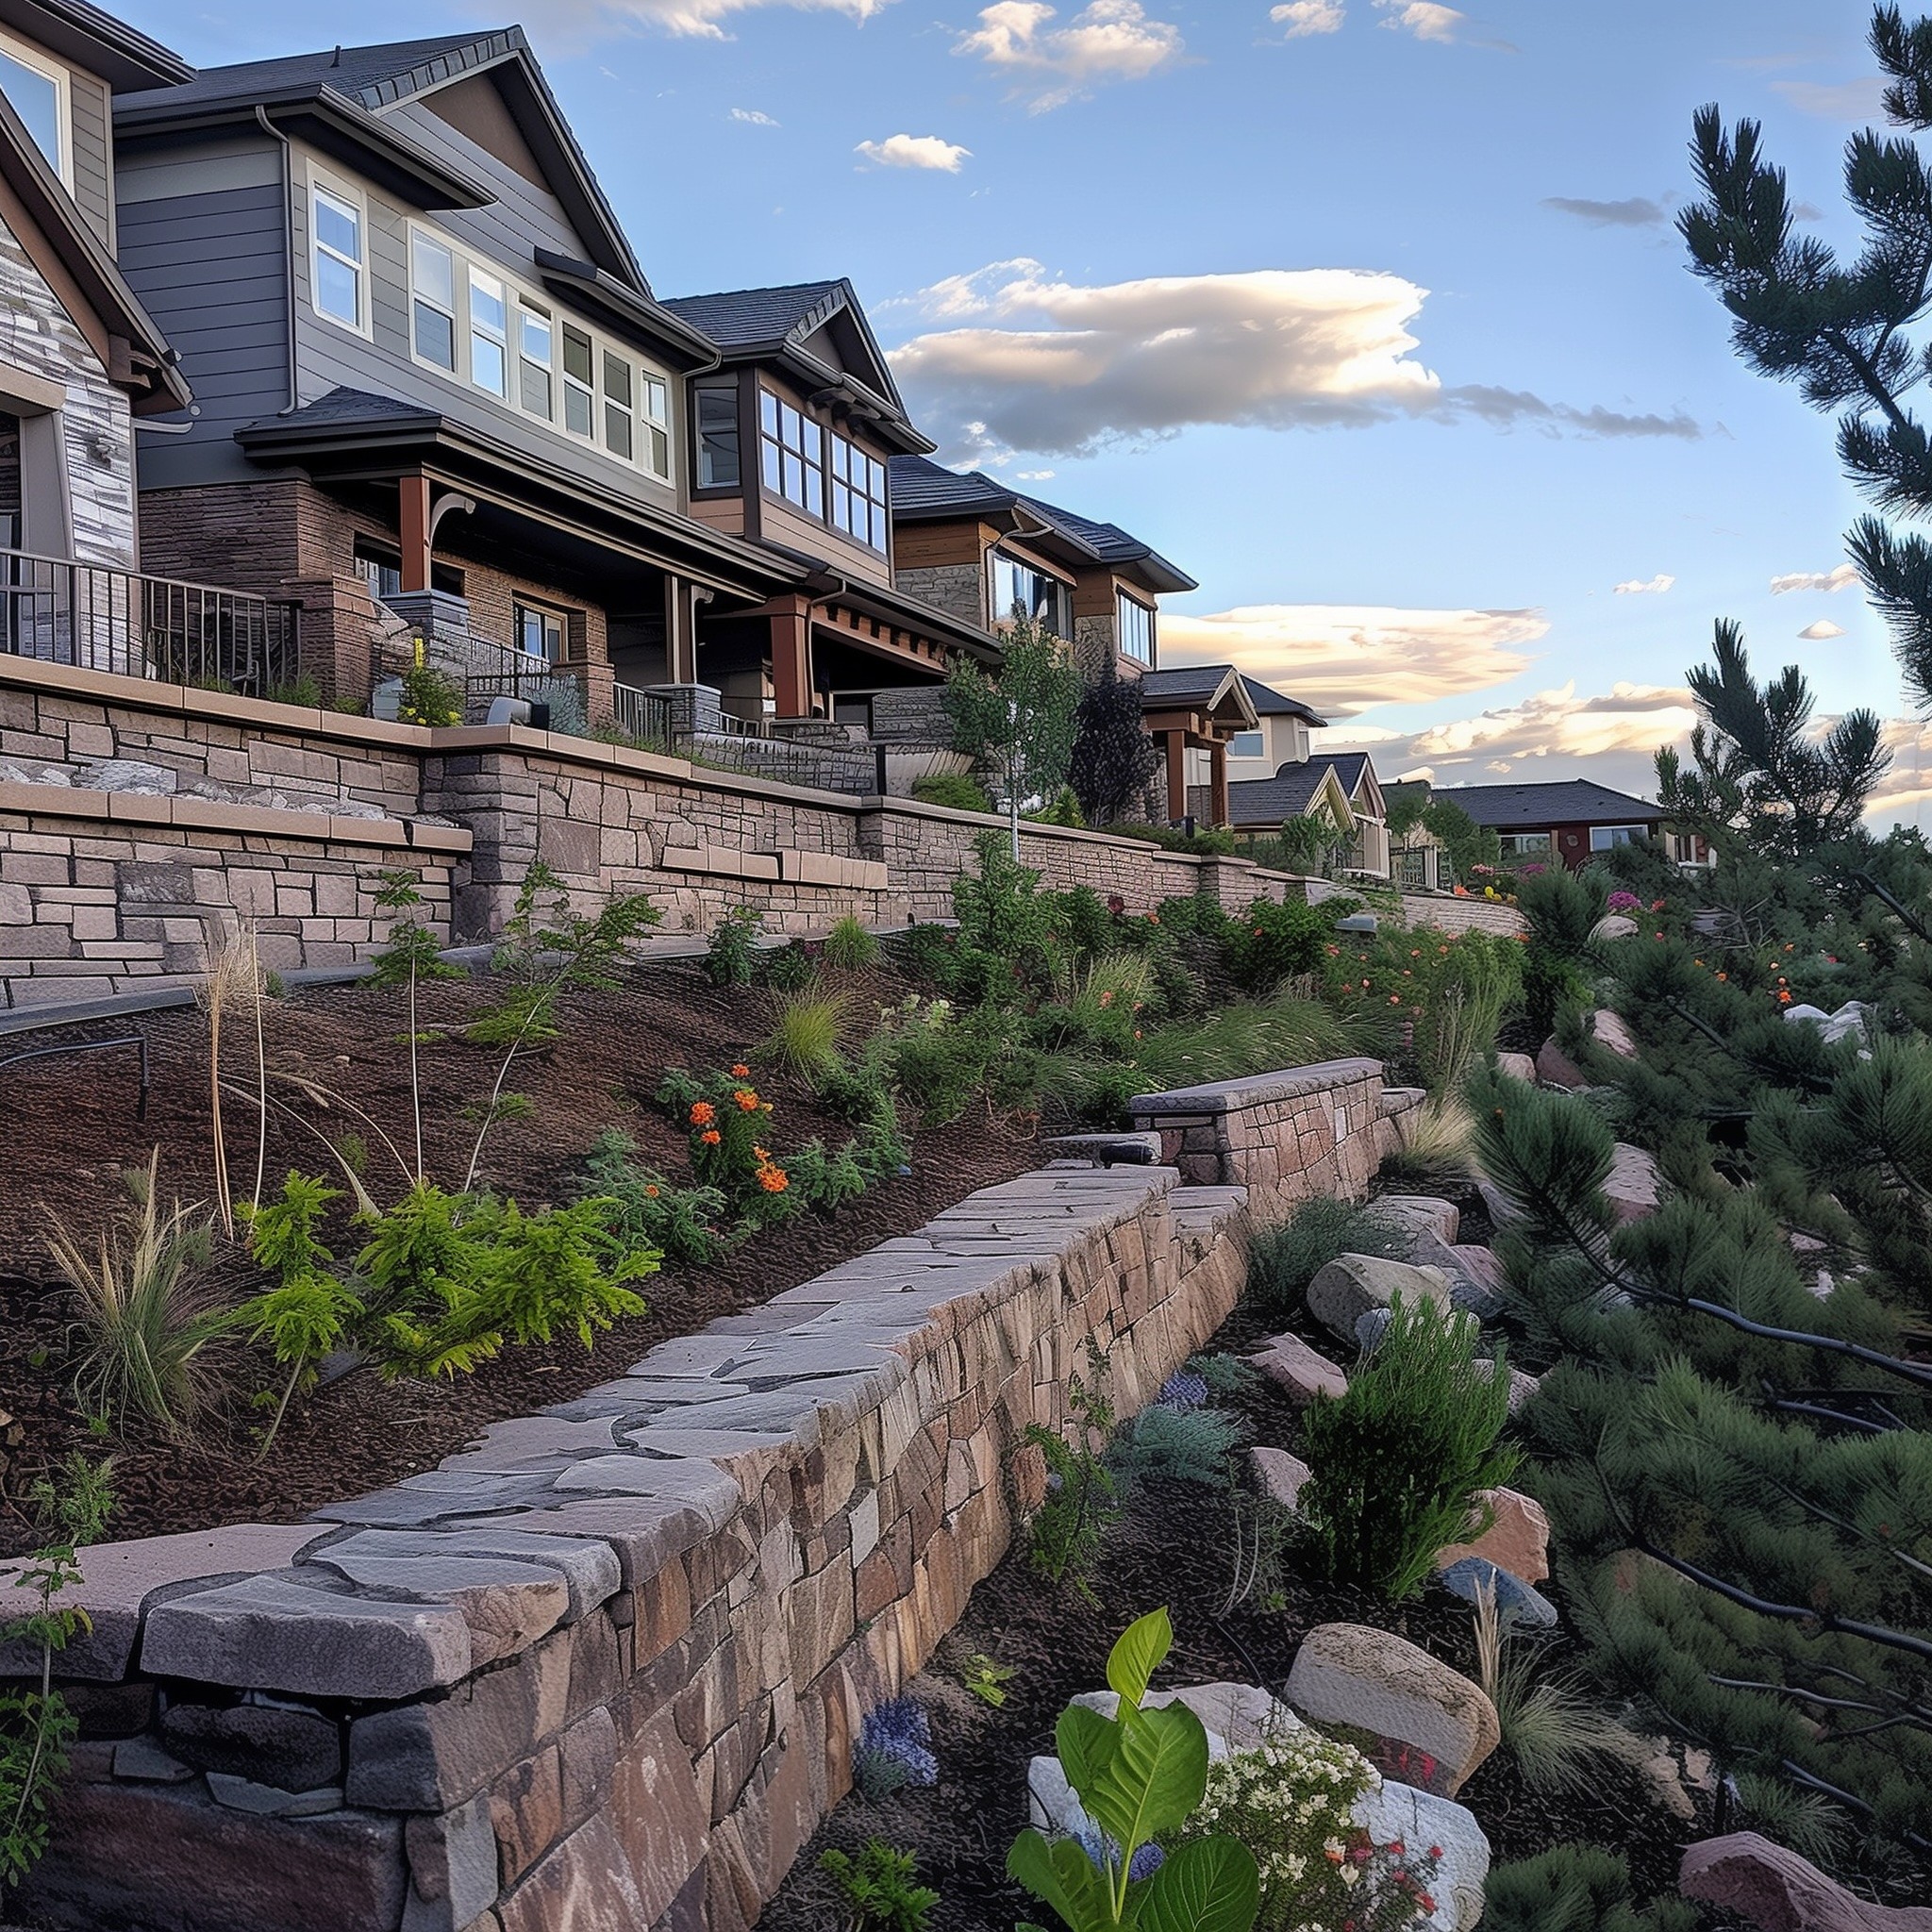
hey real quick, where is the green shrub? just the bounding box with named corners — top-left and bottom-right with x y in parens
top-left (761, 986), bottom-right (851, 1085)
top-left (1054, 885), bottom-right (1118, 962)
top-left (952, 832), bottom-right (1062, 1001)
top-left (579, 1130), bottom-right (729, 1265)
top-left (1031, 783), bottom-right (1085, 827)
top-left (762, 938), bottom-right (817, 991)
top-left (702, 906), bottom-right (763, 987)
top-left (657, 1066), bottom-right (795, 1220)
top-left (1481, 1847), bottom-right (1699, 1932)
top-left (1107, 1403), bottom-right (1249, 1491)
top-left (1103, 821), bottom-right (1238, 856)
top-left (47, 1154), bottom-right (225, 1439)
top-left (1224, 897), bottom-right (1331, 993)
top-left (785, 1135), bottom-right (870, 1213)
top-left (1300, 1294), bottom-right (1520, 1600)
top-left (887, 922), bottom-right (960, 988)
top-left (396, 660), bottom-right (464, 726)
top-left (820, 1840), bottom-right (940, 1932)
top-left (910, 771), bottom-right (992, 813)
top-left (1244, 1196), bottom-right (1407, 1314)
top-left (266, 673), bottom-right (325, 709)
top-left (1018, 1349), bottom-right (1118, 1602)
top-left (824, 914), bottom-right (881, 971)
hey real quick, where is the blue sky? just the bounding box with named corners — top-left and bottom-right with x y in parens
top-left (125, 0), bottom-right (1932, 817)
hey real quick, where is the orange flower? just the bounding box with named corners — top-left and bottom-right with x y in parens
top-left (1716, 972), bottom-right (1728, 982)
top-left (644, 1184), bottom-right (660, 1197)
top-left (758, 1164), bottom-right (789, 1193)
top-left (733, 1089), bottom-right (758, 1112)
top-left (689, 1101), bottom-right (716, 1127)
top-left (730, 1062), bottom-right (751, 1078)
top-left (753, 1145), bottom-right (770, 1161)
top-left (700, 1128), bottom-right (722, 1145)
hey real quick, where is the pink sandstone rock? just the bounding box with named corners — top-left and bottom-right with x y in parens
top-left (1250, 1446), bottom-right (1312, 1513)
top-left (1496, 1051), bottom-right (1537, 1083)
top-left (1247, 1334), bottom-right (1348, 1407)
top-left (1679, 1832), bottom-right (1932, 1931)
top-left (1589, 1008), bottom-right (1639, 1058)
top-left (1606, 1142), bottom-right (1662, 1224)
top-left (1536, 1036), bottom-right (1589, 1089)
top-left (1436, 1487), bottom-right (1550, 1585)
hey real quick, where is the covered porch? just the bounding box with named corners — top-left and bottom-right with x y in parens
top-left (1136, 664), bottom-right (1260, 828)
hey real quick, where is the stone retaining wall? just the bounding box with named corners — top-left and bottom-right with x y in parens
top-left (6, 1059), bottom-right (1402, 1932)
top-left (0, 658), bottom-right (1524, 1005)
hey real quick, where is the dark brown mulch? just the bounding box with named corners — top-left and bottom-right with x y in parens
top-left (763, 1295), bottom-right (1707, 1932)
top-left (0, 964), bottom-right (1041, 1556)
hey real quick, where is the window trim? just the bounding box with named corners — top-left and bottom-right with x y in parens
top-left (309, 171), bottom-right (370, 339)
top-left (1227, 729), bottom-right (1265, 760)
top-left (1589, 824), bottom-right (1649, 851)
top-left (0, 29), bottom-right (69, 187)
top-left (755, 381), bottom-right (891, 553)
top-left (990, 547), bottom-right (1071, 635)
top-left (1497, 830), bottom-right (1556, 858)
top-left (408, 229), bottom-right (458, 373)
top-left (467, 265), bottom-right (509, 400)
top-left (512, 596), bottom-right (569, 665)
top-left (1117, 587), bottom-right (1156, 665)
top-left (693, 378), bottom-right (742, 492)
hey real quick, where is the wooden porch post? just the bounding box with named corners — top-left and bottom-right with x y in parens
top-left (398, 473), bottom-right (433, 593)
top-left (769, 593), bottom-right (813, 718)
top-left (1208, 737), bottom-right (1229, 829)
top-left (1163, 728), bottom-right (1187, 823)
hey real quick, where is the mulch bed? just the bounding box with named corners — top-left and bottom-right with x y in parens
top-left (0, 962), bottom-right (1041, 1556)
top-left (764, 1276), bottom-right (1705, 1932)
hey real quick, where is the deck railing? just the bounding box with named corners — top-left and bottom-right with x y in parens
top-left (0, 546), bottom-right (301, 694)
top-left (609, 680), bottom-right (674, 753)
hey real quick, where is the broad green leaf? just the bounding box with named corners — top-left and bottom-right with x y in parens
top-left (1008, 1830), bottom-right (1120, 1932)
top-left (1134, 1838), bottom-right (1261, 1932)
top-left (1008, 1830), bottom-right (1077, 1919)
top-left (1084, 1700), bottom-right (1208, 1857)
top-left (1057, 1703), bottom-right (1118, 1807)
top-left (1106, 1607), bottom-right (1173, 1708)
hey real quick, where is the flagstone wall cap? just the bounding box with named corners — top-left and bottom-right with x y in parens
top-left (1129, 1058), bottom-right (1384, 1114)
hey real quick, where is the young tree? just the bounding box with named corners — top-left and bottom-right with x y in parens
top-left (1066, 666), bottom-right (1159, 826)
top-left (945, 614), bottom-right (1082, 858)
top-left (1681, 5), bottom-right (1932, 705)
top-left (1422, 797), bottom-right (1501, 886)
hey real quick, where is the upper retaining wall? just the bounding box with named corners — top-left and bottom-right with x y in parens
top-left (0, 658), bottom-right (1523, 1006)
top-left (8, 1059), bottom-right (1406, 1932)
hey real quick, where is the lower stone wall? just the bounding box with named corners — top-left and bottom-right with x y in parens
top-left (7, 1059), bottom-right (1398, 1932)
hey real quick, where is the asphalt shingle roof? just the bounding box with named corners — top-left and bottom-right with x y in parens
top-left (1138, 666), bottom-right (1232, 707)
top-left (1229, 763), bottom-right (1335, 822)
top-left (117, 33), bottom-right (501, 112)
top-left (658, 282), bottom-right (846, 351)
top-left (1439, 778), bottom-right (1663, 829)
top-left (1238, 673), bottom-right (1324, 726)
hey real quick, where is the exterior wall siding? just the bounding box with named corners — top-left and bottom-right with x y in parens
top-left (68, 64), bottom-right (115, 250)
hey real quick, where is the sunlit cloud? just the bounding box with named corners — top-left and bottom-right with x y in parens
top-left (1771, 563), bottom-right (1859, 593)
top-left (857, 133), bottom-right (972, 170)
top-left (1159, 604), bottom-right (1547, 715)
top-left (1798, 620), bottom-right (1847, 640)
top-left (1771, 75), bottom-right (1888, 120)
top-left (954, 1), bottom-right (1184, 110)
top-left (889, 261), bottom-right (1701, 460)
top-left (1612, 573), bottom-right (1674, 594)
top-left (1273, 0), bottom-right (1345, 37)
top-left (1376, 0), bottom-right (1462, 40)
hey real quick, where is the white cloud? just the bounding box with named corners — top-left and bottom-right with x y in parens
top-left (1273, 0), bottom-right (1344, 37)
top-left (1612, 573), bottom-right (1674, 594)
top-left (1771, 75), bottom-right (1888, 120)
top-left (954, 2), bottom-right (1184, 110)
top-left (1771, 563), bottom-right (1859, 593)
top-left (889, 261), bottom-right (1699, 460)
top-left (1542, 195), bottom-right (1669, 228)
top-left (1376, 0), bottom-right (1463, 41)
top-left (1798, 620), bottom-right (1847, 640)
top-left (1159, 604), bottom-right (1547, 715)
top-left (730, 107), bottom-right (780, 124)
top-left (556, 0), bottom-right (894, 39)
top-left (857, 133), bottom-right (971, 170)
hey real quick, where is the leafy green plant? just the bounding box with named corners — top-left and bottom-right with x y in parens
top-left (0, 1455), bottom-right (114, 1887)
top-left (1244, 1196), bottom-right (1407, 1315)
top-left (910, 771), bottom-right (993, 814)
top-left (266, 672), bottom-right (325, 708)
top-left (763, 938), bottom-right (817, 991)
top-left (761, 986), bottom-right (852, 1085)
top-left (46, 1152), bottom-right (225, 1439)
top-left (824, 914), bottom-right (881, 971)
top-left (1008, 1607), bottom-right (1260, 1932)
top-left (395, 658), bottom-right (465, 726)
top-left (1176, 1725), bottom-right (1439, 1932)
top-left (703, 905), bottom-right (763, 987)
top-left (961, 1652), bottom-right (1017, 1707)
top-left (785, 1136), bottom-right (871, 1214)
top-left (820, 1840), bottom-right (940, 1932)
top-left (1107, 1404), bottom-right (1249, 1492)
top-left (1019, 1348), bottom-right (1120, 1604)
top-left (368, 870), bottom-right (461, 1180)
top-left (1033, 783), bottom-right (1086, 827)
top-left (945, 612), bottom-right (1081, 858)
top-left (1300, 1294), bottom-right (1520, 1600)
top-left (579, 1129), bottom-right (729, 1265)
top-left (658, 1066), bottom-right (792, 1219)
top-left (1481, 1846), bottom-right (1699, 1932)
top-left (1378, 1094), bottom-right (1478, 1190)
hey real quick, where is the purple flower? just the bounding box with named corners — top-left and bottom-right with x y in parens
top-left (1155, 1372), bottom-right (1208, 1413)
top-left (1074, 1824), bottom-right (1165, 1881)
top-left (854, 1697), bottom-right (937, 1797)
top-left (1607, 890), bottom-right (1641, 911)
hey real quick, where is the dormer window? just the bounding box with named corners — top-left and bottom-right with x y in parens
top-left (0, 31), bottom-right (68, 185)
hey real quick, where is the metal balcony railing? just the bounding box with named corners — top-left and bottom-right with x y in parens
top-left (0, 546), bottom-right (301, 694)
top-left (609, 680), bottom-right (674, 753)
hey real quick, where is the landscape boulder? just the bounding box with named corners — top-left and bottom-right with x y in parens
top-left (1250, 1446), bottom-right (1312, 1514)
top-left (1285, 1624), bottom-right (1500, 1796)
top-left (1436, 1487), bottom-right (1550, 1584)
top-left (1588, 1008), bottom-right (1639, 1058)
top-left (1357, 1776), bottom-right (1491, 1932)
top-left (1247, 1333), bottom-right (1347, 1407)
top-left (1605, 1142), bottom-right (1662, 1224)
top-left (1307, 1254), bottom-right (1452, 1344)
top-left (1496, 1051), bottom-right (1537, 1083)
top-left (1369, 1194), bottom-right (1460, 1254)
top-left (1536, 1036), bottom-right (1588, 1090)
top-left (1679, 1831), bottom-right (1932, 1930)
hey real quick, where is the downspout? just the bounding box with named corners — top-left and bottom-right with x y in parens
top-left (254, 107), bottom-right (299, 415)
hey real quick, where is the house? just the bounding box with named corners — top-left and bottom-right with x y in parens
top-left (1132, 663), bottom-right (1257, 826)
top-left (1226, 749), bottom-right (1391, 878)
top-left (0, 0), bottom-right (204, 670)
top-left (1438, 777), bottom-right (1667, 871)
top-left (108, 33), bottom-right (999, 732)
top-left (1224, 674), bottom-right (1325, 782)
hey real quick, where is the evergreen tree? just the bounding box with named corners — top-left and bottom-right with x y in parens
top-left (1066, 666), bottom-right (1160, 826)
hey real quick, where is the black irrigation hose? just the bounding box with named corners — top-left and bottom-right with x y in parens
top-left (0, 1033), bottom-right (149, 1119)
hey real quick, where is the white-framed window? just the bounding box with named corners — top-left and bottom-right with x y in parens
top-left (469, 269), bottom-right (508, 398)
top-left (409, 232), bottom-right (456, 371)
top-left (518, 304), bottom-right (553, 419)
top-left (641, 373), bottom-right (670, 479)
top-left (514, 599), bottom-right (565, 662)
top-left (0, 30), bottom-right (68, 184)
top-left (1228, 729), bottom-right (1264, 759)
top-left (1117, 590), bottom-right (1155, 664)
top-left (310, 177), bottom-right (367, 333)
top-left (1590, 824), bottom-right (1647, 851)
top-left (561, 323), bottom-right (595, 439)
top-left (602, 349), bottom-right (633, 460)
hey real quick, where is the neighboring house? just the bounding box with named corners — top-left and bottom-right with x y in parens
top-left (108, 33), bottom-right (997, 728)
top-left (1226, 749), bottom-right (1392, 878)
top-left (888, 456), bottom-right (1196, 680)
top-left (1381, 777), bottom-right (1451, 891)
top-left (1440, 778), bottom-right (1667, 871)
top-left (1134, 662), bottom-right (1257, 828)
top-left (1224, 674), bottom-right (1325, 783)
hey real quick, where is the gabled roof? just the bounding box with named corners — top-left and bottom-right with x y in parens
top-left (661, 279), bottom-right (929, 455)
top-left (1314, 751), bottom-right (1373, 797)
top-left (1138, 663), bottom-right (1258, 729)
top-left (1, 0), bottom-right (192, 90)
top-left (1228, 759), bottom-right (1357, 828)
top-left (1437, 778), bottom-right (1664, 830)
top-left (0, 84), bottom-right (186, 410)
top-left (1238, 673), bottom-right (1324, 727)
top-left (116, 29), bottom-right (645, 285)
top-left (887, 456), bottom-right (1195, 593)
